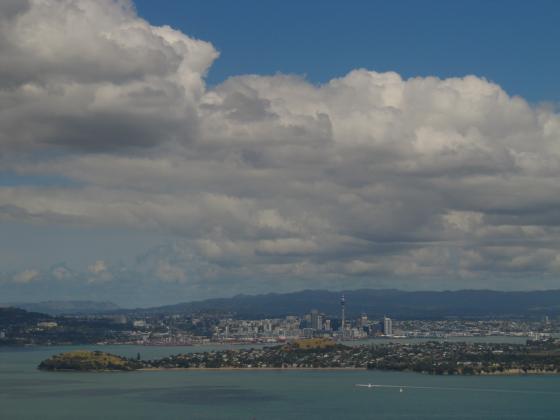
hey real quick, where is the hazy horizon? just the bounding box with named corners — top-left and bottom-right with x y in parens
top-left (5, 286), bottom-right (560, 309)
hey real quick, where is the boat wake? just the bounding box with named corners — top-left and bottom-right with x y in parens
top-left (355, 383), bottom-right (560, 395)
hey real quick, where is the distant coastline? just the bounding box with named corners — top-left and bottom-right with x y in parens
top-left (38, 338), bottom-right (560, 376)
top-left (8, 334), bottom-right (533, 348)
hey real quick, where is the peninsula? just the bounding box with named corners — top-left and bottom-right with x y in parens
top-left (38, 338), bottom-right (560, 375)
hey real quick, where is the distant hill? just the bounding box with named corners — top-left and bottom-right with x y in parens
top-left (11, 301), bottom-right (120, 316)
top-left (0, 307), bottom-right (52, 329)
top-left (133, 289), bottom-right (560, 319)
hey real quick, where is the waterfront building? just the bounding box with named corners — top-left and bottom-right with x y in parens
top-left (383, 316), bottom-right (393, 336)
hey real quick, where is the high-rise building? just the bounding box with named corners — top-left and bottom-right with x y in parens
top-left (383, 316), bottom-right (393, 336)
top-left (302, 314), bottom-right (311, 329)
top-left (358, 313), bottom-right (368, 328)
top-left (340, 294), bottom-right (346, 332)
top-left (311, 309), bottom-right (322, 330)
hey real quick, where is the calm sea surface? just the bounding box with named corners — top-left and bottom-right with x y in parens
top-left (2, 338), bottom-right (560, 420)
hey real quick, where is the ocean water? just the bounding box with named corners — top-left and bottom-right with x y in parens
top-left (2, 341), bottom-right (560, 420)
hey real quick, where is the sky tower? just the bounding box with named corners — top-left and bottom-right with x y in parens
top-left (340, 294), bottom-right (346, 332)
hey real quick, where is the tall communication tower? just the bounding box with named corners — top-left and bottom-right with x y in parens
top-left (340, 294), bottom-right (346, 332)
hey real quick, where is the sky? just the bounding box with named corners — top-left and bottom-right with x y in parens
top-left (1, 0), bottom-right (560, 306)
top-left (133, 0), bottom-right (560, 103)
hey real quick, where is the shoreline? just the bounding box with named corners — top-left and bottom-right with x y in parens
top-left (139, 367), bottom-right (363, 372)
top-left (136, 366), bottom-right (560, 376)
top-left (39, 366), bottom-right (560, 376)
top-left (1, 335), bottom-right (535, 349)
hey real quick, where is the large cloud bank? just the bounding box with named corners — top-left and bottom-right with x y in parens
top-left (2, 0), bottom-right (560, 303)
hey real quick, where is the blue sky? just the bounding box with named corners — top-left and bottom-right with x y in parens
top-left (135, 0), bottom-right (560, 103)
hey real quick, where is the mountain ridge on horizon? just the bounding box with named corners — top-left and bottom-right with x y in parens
top-left (129, 288), bottom-right (560, 319)
top-left (8, 289), bottom-right (560, 319)
top-left (3, 300), bottom-right (121, 316)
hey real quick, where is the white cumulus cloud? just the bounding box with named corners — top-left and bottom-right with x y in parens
top-left (2, 0), bottom-right (560, 302)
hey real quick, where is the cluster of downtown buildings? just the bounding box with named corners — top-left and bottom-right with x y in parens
top-left (214, 295), bottom-right (393, 342)
top-left (107, 295), bottom-right (397, 345)
top-left (82, 294), bottom-right (557, 345)
top-left (213, 312), bottom-right (393, 342)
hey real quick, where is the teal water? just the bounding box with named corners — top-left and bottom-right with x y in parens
top-left (2, 342), bottom-right (560, 420)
